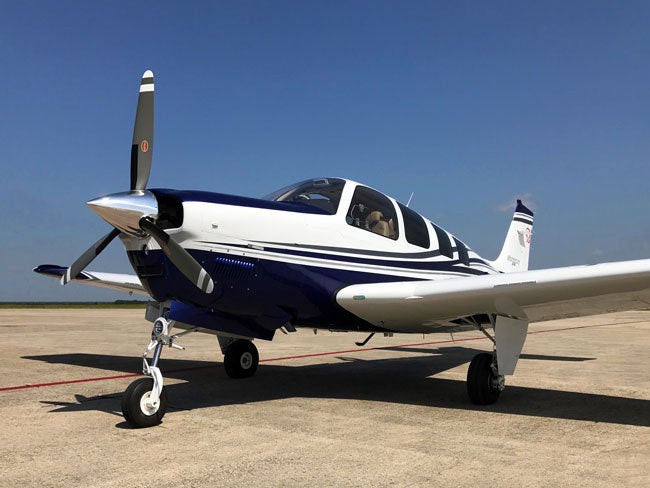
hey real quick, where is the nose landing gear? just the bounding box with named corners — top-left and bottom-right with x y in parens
top-left (121, 317), bottom-right (196, 428)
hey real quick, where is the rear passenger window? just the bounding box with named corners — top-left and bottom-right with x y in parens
top-left (430, 222), bottom-right (453, 258)
top-left (397, 203), bottom-right (430, 249)
top-left (454, 237), bottom-right (470, 266)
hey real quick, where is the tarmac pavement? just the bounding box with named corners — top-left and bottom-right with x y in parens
top-left (0, 309), bottom-right (648, 487)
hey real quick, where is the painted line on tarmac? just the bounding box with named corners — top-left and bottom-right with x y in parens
top-left (0, 320), bottom-right (635, 393)
top-left (0, 373), bottom-right (142, 392)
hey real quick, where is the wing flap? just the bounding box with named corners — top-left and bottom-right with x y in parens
top-left (336, 259), bottom-right (650, 331)
top-left (34, 265), bottom-right (148, 296)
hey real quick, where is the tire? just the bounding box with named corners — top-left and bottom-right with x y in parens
top-left (467, 352), bottom-right (501, 405)
top-left (224, 340), bottom-right (259, 379)
top-left (122, 377), bottom-right (168, 428)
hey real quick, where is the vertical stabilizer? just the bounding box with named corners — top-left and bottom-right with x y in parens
top-left (490, 200), bottom-right (533, 273)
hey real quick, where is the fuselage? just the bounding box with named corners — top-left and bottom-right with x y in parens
top-left (119, 178), bottom-right (498, 338)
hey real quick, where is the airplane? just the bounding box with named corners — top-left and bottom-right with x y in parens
top-left (35, 70), bottom-right (650, 428)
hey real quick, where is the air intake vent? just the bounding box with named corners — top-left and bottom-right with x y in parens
top-left (214, 256), bottom-right (255, 282)
top-left (154, 193), bottom-right (184, 229)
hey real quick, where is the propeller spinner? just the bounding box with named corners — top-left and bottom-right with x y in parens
top-left (59, 70), bottom-right (214, 294)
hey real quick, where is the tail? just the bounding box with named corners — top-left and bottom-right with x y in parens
top-left (489, 200), bottom-right (534, 273)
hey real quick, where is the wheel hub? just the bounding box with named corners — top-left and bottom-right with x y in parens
top-left (140, 391), bottom-right (160, 416)
top-left (240, 351), bottom-right (253, 370)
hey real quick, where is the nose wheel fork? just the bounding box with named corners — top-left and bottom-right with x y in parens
top-left (121, 317), bottom-right (195, 428)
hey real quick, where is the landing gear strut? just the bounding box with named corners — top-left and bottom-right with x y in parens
top-left (122, 317), bottom-right (195, 428)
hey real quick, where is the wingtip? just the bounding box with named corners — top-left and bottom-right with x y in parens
top-left (142, 69), bottom-right (154, 79)
top-left (33, 264), bottom-right (70, 283)
top-left (34, 264), bottom-right (62, 274)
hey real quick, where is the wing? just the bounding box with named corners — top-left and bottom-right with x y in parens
top-left (33, 265), bottom-right (148, 296)
top-left (336, 259), bottom-right (650, 332)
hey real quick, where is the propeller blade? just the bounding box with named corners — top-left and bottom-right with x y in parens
top-left (61, 228), bottom-right (121, 285)
top-left (130, 70), bottom-right (154, 191)
top-left (139, 218), bottom-right (214, 294)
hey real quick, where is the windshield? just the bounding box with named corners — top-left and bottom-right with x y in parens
top-left (263, 178), bottom-right (346, 215)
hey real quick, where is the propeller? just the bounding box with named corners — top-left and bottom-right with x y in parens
top-left (60, 228), bottom-right (121, 285)
top-left (59, 70), bottom-right (214, 294)
top-left (131, 70), bottom-right (154, 191)
top-left (139, 218), bottom-right (214, 294)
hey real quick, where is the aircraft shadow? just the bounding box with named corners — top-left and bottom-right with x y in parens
top-left (24, 347), bottom-right (649, 427)
top-left (379, 347), bottom-right (595, 362)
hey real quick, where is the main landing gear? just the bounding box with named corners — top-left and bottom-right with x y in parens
top-left (121, 318), bottom-right (261, 428)
top-left (465, 314), bottom-right (528, 406)
top-left (466, 352), bottom-right (504, 405)
top-left (223, 339), bottom-right (259, 378)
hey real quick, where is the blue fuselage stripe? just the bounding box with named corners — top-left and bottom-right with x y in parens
top-left (197, 241), bottom-right (492, 275)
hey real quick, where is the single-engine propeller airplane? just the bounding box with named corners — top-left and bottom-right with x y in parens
top-left (35, 70), bottom-right (650, 428)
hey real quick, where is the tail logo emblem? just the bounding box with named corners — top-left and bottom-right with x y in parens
top-left (141, 140), bottom-right (149, 153)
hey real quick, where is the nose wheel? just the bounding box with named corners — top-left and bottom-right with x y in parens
top-left (122, 377), bottom-right (168, 428)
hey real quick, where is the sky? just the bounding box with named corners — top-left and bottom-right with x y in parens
top-left (1, 1), bottom-right (649, 301)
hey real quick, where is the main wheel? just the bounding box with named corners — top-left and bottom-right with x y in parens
top-left (467, 352), bottom-right (502, 405)
top-left (224, 340), bottom-right (259, 379)
top-left (122, 377), bottom-right (168, 428)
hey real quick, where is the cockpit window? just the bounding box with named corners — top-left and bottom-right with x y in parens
top-left (263, 178), bottom-right (345, 215)
top-left (346, 186), bottom-right (398, 240)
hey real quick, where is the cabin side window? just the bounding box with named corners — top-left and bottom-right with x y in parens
top-left (430, 222), bottom-right (453, 258)
top-left (397, 203), bottom-right (430, 249)
top-left (346, 186), bottom-right (398, 240)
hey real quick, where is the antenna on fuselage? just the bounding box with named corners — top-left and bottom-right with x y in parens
top-left (406, 192), bottom-right (415, 207)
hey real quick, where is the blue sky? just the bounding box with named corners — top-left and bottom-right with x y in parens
top-left (2, 1), bottom-right (649, 301)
